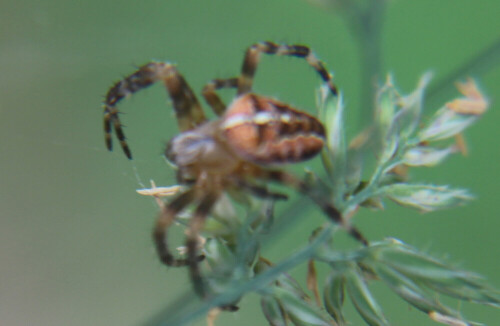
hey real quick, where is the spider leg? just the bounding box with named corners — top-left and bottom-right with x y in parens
top-left (103, 62), bottom-right (206, 159)
top-left (202, 77), bottom-right (239, 116)
top-left (238, 41), bottom-right (338, 97)
top-left (233, 179), bottom-right (289, 201)
top-left (254, 169), bottom-right (369, 246)
top-left (153, 188), bottom-right (200, 267)
top-left (185, 192), bottom-right (219, 298)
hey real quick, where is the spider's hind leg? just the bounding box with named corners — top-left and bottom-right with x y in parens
top-left (234, 179), bottom-right (289, 201)
top-left (103, 62), bottom-right (206, 158)
top-left (255, 170), bottom-right (369, 246)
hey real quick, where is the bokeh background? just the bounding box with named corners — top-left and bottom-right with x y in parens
top-left (1, 0), bottom-right (499, 325)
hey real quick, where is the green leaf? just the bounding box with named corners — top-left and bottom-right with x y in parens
top-left (425, 279), bottom-right (500, 307)
top-left (402, 145), bottom-right (457, 167)
top-left (375, 76), bottom-right (397, 136)
top-left (272, 287), bottom-right (331, 326)
top-left (319, 87), bottom-right (347, 201)
top-left (345, 269), bottom-right (390, 326)
top-left (418, 107), bottom-right (476, 142)
top-left (377, 184), bottom-right (473, 212)
top-left (375, 242), bottom-right (479, 284)
top-left (396, 72), bottom-right (432, 139)
top-left (374, 263), bottom-right (460, 317)
top-left (261, 296), bottom-right (288, 326)
top-left (374, 77), bottom-right (399, 165)
top-left (277, 273), bottom-right (309, 300)
top-left (323, 272), bottom-right (347, 325)
top-left (204, 237), bottom-right (236, 272)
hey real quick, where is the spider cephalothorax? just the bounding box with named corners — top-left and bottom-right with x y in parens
top-left (103, 41), bottom-right (367, 299)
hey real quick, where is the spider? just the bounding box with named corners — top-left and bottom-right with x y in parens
top-left (102, 41), bottom-right (368, 300)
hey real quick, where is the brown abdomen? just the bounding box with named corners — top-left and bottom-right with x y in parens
top-left (221, 94), bottom-right (325, 165)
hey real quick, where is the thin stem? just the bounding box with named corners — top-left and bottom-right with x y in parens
top-left (147, 224), bottom-right (336, 326)
top-left (341, 0), bottom-right (386, 127)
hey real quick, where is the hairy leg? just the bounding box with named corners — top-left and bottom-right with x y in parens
top-left (233, 179), bottom-right (289, 201)
top-left (202, 77), bottom-right (239, 116)
top-left (185, 192), bottom-right (219, 297)
top-left (254, 169), bottom-right (369, 246)
top-left (238, 41), bottom-right (338, 96)
top-left (103, 62), bottom-right (206, 158)
top-left (153, 188), bottom-right (199, 267)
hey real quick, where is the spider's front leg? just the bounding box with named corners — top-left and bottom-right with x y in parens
top-left (153, 188), bottom-right (201, 267)
top-left (103, 62), bottom-right (206, 158)
top-left (185, 192), bottom-right (219, 297)
top-left (185, 191), bottom-right (240, 311)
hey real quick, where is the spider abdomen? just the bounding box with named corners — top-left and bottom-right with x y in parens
top-left (222, 94), bottom-right (325, 165)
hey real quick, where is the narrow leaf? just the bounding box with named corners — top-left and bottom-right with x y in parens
top-left (376, 243), bottom-right (480, 284)
top-left (345, 269), bottom-right (390, 326)
top-left (277, 273), bottom-right (310, 300)
top-left (378, 184), bottom-right (473, 212)
top-left (374, 76), bottom-right (399, 165)
top-left (273, 287), bottom-right (331, 326)
top-left (418, 107), bottom-right (477, 141)
top-left (323, 272), bottom-right (347, 325)
top-left (424, 277), bottom-right (500, 307)
top-left (319, 86), bottom-right (347, 200)
top-left (402, 146), bottom-right (457, 167)
top-left (397, 72), bottom-right (433, 139)
top-left (374, 263), bottom-right (460, 317)
top-left (261, 296), bottom-right (288, 326)
top-left (204, 238), bottom-right (235, 272)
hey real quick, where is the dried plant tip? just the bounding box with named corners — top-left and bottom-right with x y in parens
top-left (307, 259), bottom-right (322, 307)
top-left (428, 311), bottom-right (468, 326)
top-left (385, 237), bottom-right (404, 245)
top-left (418, 79), bottom-right (488, 142)
top-left (136, 180), bottom-right (182, 197)
top-left (177, 235), bottom-right (206, 255)
top-left (387, 164), bottom-right (408, 178)
top-left (348, 127), bottom-right (373, 150)
top-left (206, 307), bottom-right (222, 326)
top-left (446, 79), bottom-right (488, 115)
top-left (454, 133), bottom-right (468, 156)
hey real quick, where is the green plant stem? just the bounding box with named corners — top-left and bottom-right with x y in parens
top-left (146, 224), bottom-right (336, 326)
top-left (340, 0), bottom-right (386, 127)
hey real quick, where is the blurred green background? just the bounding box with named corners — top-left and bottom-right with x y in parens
top-left (1, 0), bottom-right (499, 325)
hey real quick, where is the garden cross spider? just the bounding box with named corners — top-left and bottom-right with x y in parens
top-left (103, 41), bottom-right (368, 299)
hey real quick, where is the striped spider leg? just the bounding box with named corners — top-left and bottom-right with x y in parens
top-left (103, 62), bottom-right (206, 159)
top-left (237, 41), bottom-right (338, 96)
top-left (201, 41), bottom-right (338, 115)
